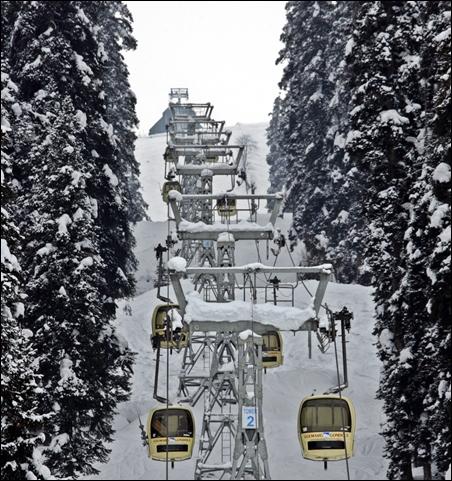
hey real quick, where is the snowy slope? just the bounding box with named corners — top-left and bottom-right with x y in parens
top-left (133, 122), bottom-right (289, 295)
top-left (91, 284), bottom-right (387, 480)
top-left (91, 125), bottom-right (388, 480)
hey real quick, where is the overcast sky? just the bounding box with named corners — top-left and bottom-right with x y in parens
top-left (124, 1), bottom-right (287, 135)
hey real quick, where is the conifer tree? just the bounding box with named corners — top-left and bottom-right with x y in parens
top-left (4, 1), bottom-right (141, 476)
top-left (406, 2), bottom-right (451, 477)
top-left (1, 60), bottom-right (52, 481)
top-left (276, 1), bottom-right (336, 261)
top-left (271, 1), bottom-right (359, 279)
top-left (269, 2), bottom-right (450, 478)
top-left (18, 94), bottom-right (134, 478)
top-left (83, 1), bottom-right (147, 308)
top-left (8, 0), bottom-right (145, 312)
top-left (320, 1), bottom-right (361, 283)
top-left (346, 2), bottom-right (437, 478)
top-left (94, 1), bottom-right (146, 223)
top-left (266, 96), bottom-right (286, 209)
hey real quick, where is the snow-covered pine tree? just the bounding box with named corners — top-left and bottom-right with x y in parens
top-left (235, 132), bottom-right (259, 193)
top-left (346, 2), bottom-right (427, 478)
top-left (9, 1), bottom-right (145, 313)
top-left (302, 2), bottom-right (365, 283)
top-left (91, 1), bottom-right (147, 225)
top-left (18, 95), bottom-right (134, 478)
top-left (317, 0), bottom-right (359, 283)
top-left (83, 1), bottom-right (146, 313)
top-left (266, 96), bottom-right (287, 209)
top-left (1, 60), bottom-right (52, 481)
top-left (4, 1), bottom-right (141, 476)
top-left (236, 134), bottom-right (258, 154)
top-left (1, 1), bottom-right (16, 50)
top-left (276, 1), bottom-right (337, 264)
top-left (395, 2), bottom-right (451, 477)
top-left (402, 157), bottom-right (450, 480)
top-left (272, 1), bottom-right (362, 280)
top-left (410, 2), bottom-right (451, 477)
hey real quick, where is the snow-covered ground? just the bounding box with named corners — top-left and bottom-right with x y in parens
top-left (91, 124), bottom-right (388, 479)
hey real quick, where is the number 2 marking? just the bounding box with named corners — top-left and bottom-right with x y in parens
top-left (247, 415), bottom-right (254, 427)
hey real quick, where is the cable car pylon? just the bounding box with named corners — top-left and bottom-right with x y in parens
top-left (144, 88), bottom-right (353, 480)
top-left (165, 88), bottom-right (279, 479)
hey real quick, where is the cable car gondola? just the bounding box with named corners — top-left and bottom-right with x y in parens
top-left (217, 197), bottom-right (237, 219)
top-left (162, 180), bottom-right (182, 204)
top-left (146, 406), bottom-right (195, 462)
top-left (151, 304), bottom-right (189, 350)
top-left (298, 394), bottom-right (356, 462)
top-left (261, 330), bottom-right (283, 369)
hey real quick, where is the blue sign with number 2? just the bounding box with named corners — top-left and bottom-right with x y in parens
top-left (242, 406), bottom-right (257, 429)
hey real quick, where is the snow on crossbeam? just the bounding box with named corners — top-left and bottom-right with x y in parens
top-left (168, 143), bottom-right (243, 149)
top-left (217, 232), bottom-right (235, 243)
top-left (169, 192), bottom-right (283, 239)
top-left (197, 462), bottom-right (232, 470)
top-left (185, 263), bottom-right (333, 275)
top-left (176, 220), bottom-right (275, 241)
top-left (178, 193), bottom-right (283, 200)
top-left (175, 164), bottom-right (237, 175)
top-left (185, 292), bottom-right (316, 331)
top-left (179, 220), bottom-right (273, 232)
top-left (169, 261), bottom-right (331, 320)
top-left (167, 257), bottom-right (333, 275)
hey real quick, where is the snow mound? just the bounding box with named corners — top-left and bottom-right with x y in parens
top-left (379, 109), bottom-right (409, 125)
top-left (217, 232), bottom-right (235, 242)
top-left (168, 189), bottom-right (183, 202)
top-left (433, 162), bottom-right (451, 183)
top-left (167, 256), bottom-right (187, 272)
top-left (239, 329), bottom-right (261, 340)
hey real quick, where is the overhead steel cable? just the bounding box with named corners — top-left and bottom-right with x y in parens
top-left (330, 308), bottom-right (351, 481)
top-left (166, 201), bottom-right (171, 479)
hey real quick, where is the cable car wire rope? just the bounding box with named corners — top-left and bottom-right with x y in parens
top-left (285, 242), bottom-right (297, 267)
top-left (282, 244), bottom-right (300, 289)
top-left (249, 272), bottom-right (260, 480)
top-left (166, 201), bottom-right (171, 479)
top-left (254, 241), bottom-right (270, 283)
top-left (331, 309), bottom-right (351, 481)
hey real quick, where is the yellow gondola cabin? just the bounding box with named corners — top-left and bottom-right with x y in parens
top-left (298, 394), bottom-right (356, 461)
top-left (205, 154), bottom-right (218, 163)
top-left (261, 330), bottom-right (283, 369)
top-left (146, 406), bottom-right (195, 462)
top-left (162, 181), bottom-right (182, 204)
top-left (217, 197), bottom-right (237, 218)
top-left (151, 304), bottom-right (189, 350)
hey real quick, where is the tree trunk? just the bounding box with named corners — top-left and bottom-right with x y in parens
top-left (423, 462), bottom-right (432, 480)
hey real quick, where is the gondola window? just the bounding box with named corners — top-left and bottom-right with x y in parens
top-left (301, 399), bottom-right (351, 433)
top-left (151, 409), bottom-right (194, 438)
